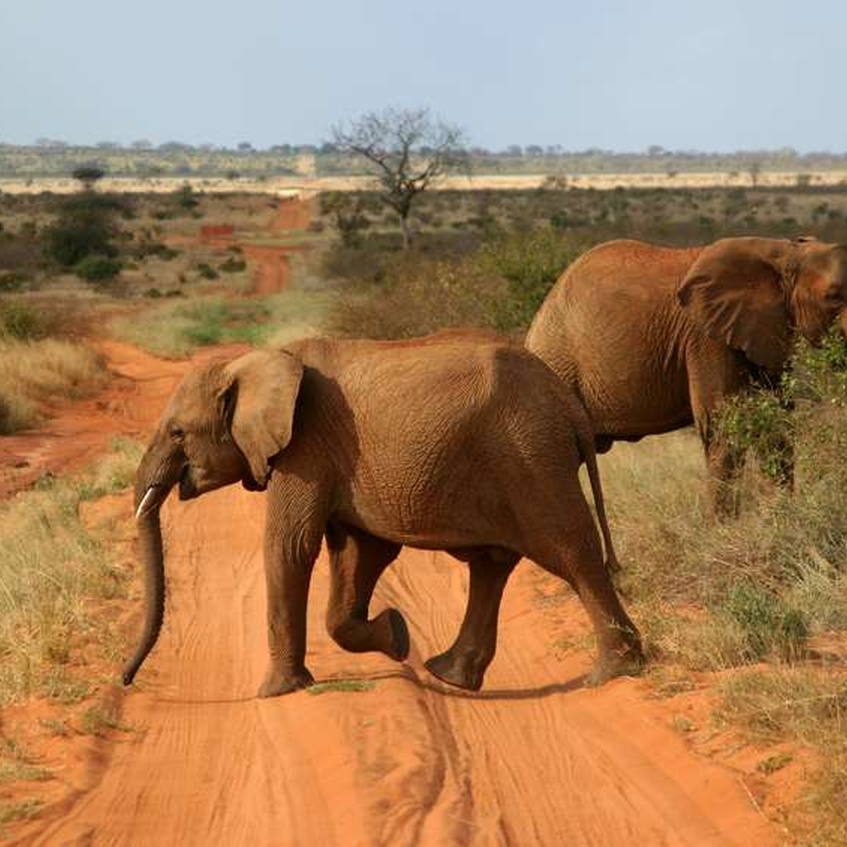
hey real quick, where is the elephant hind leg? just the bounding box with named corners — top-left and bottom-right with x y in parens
top-left (525, 498), bottom-right (643, 685)
top-left (425, 549), bottom-right (519, 691)
top-left (325, 523), bottom-right (407, 661)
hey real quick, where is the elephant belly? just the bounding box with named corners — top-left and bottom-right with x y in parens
top-left (336, 477), bottom-right (522, 553)
top-left (578, 353), bottom-right (693, 439)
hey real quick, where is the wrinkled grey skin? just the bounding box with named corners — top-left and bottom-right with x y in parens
top-left (126, 334), bottom-right (642, 696)
top-left (526, 236), bottom-right (847, 515)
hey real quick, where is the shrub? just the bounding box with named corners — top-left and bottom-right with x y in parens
top-left (219, 256), bottom-right (246, 273)
top-left (174, 183), bottom-right (199, 210)
top-left (41, 193), bottom-right (123, 266)
top-left (136, 241), bottom-right (179, 261)
top-left (328, 258), bottom-right (504, 339)
top-left (477, 228), bottom-right (583, 332)
top-left (718, 390), bottom-right (793, 483)
top-left (196, 262), bottom-right (219, 280)
top-left (713, 582), bottom-right (807, 661)
top-left (0, 272), bottom-right (28, 292)
top-left (74, 255), bottom-right (122, 282)
top-left (0, 302), bottom-right (48, 340)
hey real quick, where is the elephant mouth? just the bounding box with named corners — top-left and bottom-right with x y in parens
top-left (178, 466), bottom-right (198, 500)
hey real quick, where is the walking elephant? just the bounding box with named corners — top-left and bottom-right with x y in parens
top-left (124, 333), bottom-right (642, 697)
top-left (525, 237), bottom-right (847, 514)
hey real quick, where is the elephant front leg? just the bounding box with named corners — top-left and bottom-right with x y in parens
top-left (425, 551), bottom-right (518, 691)
top-left (258, 521), bottom-right (322, 698)
top-left (704, 436), bottom-right (743, 519)
top-left (325, 524), bottom-right (408, 661)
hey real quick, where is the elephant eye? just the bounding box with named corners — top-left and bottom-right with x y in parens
top-left (169, 426), bottom-right (185, 442)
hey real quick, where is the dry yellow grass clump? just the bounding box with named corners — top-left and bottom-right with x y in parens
top-left (0, 337), bottom-right (108, 433)
top-left (0, 438), bottom-right (143, 705)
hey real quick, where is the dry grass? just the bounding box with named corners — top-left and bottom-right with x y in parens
top-left (594, 338), bottom-right (847, 843)
top-left (112, 289), bottom-right (334, 358)
top-left (717, 667), bottom-right (847, 845)
top-left (0, 337), bottom-right (107, 433)
top-left (0, 438), bottom-right (143, 704)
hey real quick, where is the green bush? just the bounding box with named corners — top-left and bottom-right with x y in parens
top-left (41, 193), bottom-right (122, 266)
top-left (74, 255), bottom-right (122, 282)
top-left (0, 303), bottom-right (47, 340)
top-left (718, 391), bottom-right (793, 483)
top-left (477, 228), bottom-right (583, 332)
top-left (196, 262), bottom-right (218, 280)
top-left (0, 272), bottom-right (28, 292)
top-left (714, 582), bottom-right (807, 661)
top-left (219, 256), bottom-right (246, 273)
top-left (174, 183), bottom-right (199, 210)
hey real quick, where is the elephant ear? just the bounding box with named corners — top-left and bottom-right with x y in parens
top-left (221, 349), bottom-right (304, 488)
top-left (677, 238), bottom-right (791, 371)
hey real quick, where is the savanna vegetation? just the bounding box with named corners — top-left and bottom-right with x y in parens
top-left (3, 176), bottom-right (847, 841)
top-left (5, 140), bottom-right (847, 180)
top-left (312, 184), bottom-right (847, 843)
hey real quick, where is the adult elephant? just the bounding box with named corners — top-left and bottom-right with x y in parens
top-left (125, 333), bottom-right (642, 697)
top-left (525, 236), bottom-right (847, 514)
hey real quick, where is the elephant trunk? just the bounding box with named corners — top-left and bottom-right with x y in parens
top-left (122, 447), bottom-right (182, 686)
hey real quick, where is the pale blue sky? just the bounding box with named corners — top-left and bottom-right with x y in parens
top-left (0, 0), bottom-right (842, 151)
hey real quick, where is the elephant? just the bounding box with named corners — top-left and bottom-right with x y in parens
top-left (124, 333), bottom-right (643, 697)
top-left (525, 236), bottom-right (847, 514)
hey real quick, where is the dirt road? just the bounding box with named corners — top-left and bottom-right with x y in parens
top-left (16, 417), bottom-right (778, 844)
top-left (5, 191), bottom-right (781, 842)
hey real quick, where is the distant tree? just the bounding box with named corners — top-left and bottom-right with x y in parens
top-left (35, 137), bottom-right (67, 148)
top-left (270, 144), bottom-right (293, 155)
top-left (525, 145), bottom-right (544, 157)
top-left (749, 160), bottom-right (762, 188)
top-left (647, 144), bottom-right (665, 156)
top-left (96, 141), bottom-right (120, 150)
top-left (331, 107), bottom-right (467, 250)
top-left (237, 141), bottom-right (254, 152)
top-left (158, 141), bottom-right (194, 153)
top-left (506, 144), bottom-right (523, 157)
top-left (131, 139), bottom-right (153, 150)
top-left (71, 165), bottom-right (105, 190)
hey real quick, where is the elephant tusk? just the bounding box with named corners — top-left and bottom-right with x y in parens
top-left (135, 487), bottom-right (159, 520)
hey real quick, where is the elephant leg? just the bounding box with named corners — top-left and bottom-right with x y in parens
top-left (258, 490), bottom-right (325, 698)
top-left (325, 523), bottom-right (408, 661)
top-left (425, 550), bottom-right (519, 691)
top-left (687, 345), bottom-right (749, 519)
top-left (527, 498), bottom-right (643, 686)
top-left (703, 435), bottom-right (742, 519)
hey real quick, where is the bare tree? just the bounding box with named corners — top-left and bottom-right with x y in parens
top-left (331, 108), bottom-right (467, 249)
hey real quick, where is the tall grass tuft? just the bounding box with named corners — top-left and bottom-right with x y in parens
top-left (0, 336), bottom-right (108, 434)
top-left (597, 330), bottom-right (847, 842)
top-left (0, 439), bottom-right (143, 704)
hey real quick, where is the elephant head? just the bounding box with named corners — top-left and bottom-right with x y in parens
top-left (677, 237), bottom-right (847, 371)
top-left (123, 348), bottom-right (303, 685)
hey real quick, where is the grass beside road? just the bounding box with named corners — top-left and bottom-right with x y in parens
top-left (0, 438), bottom-right (143, 706)
top-left (111, 289), bottom-right (335, 357)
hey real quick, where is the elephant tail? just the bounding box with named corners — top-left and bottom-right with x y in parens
top-left (578, 428), bottom-right (620, 574)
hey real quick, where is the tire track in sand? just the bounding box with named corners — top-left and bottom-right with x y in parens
top-left (17, 481), bottom-right (778, 846)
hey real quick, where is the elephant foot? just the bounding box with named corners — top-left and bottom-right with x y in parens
top-left (257, 666), bottom-right (314, 698)
top-left (380, 608), bottom-right (410, 662)
top-left (585, 645), bottom-right (645, 688)
top-left (424, 649), bottom-right (486, 691)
